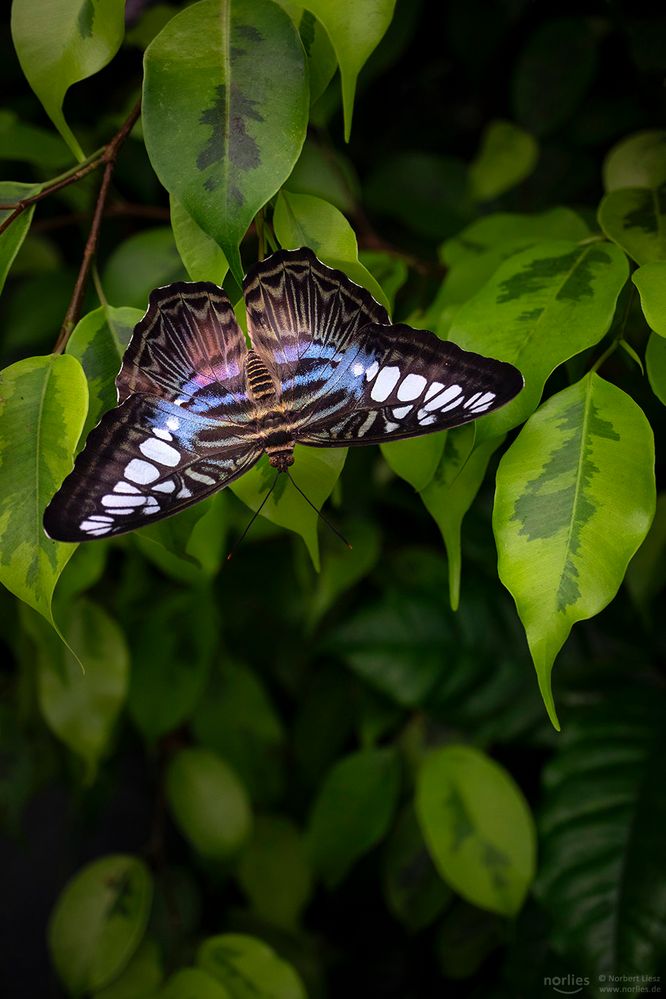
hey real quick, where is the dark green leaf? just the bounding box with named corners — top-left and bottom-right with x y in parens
top-left (237, 816), bottom-right (312, 930)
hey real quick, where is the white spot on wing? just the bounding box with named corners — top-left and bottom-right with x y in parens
top-left (397, 373), bottom-right (426, 401)
top-left (177, 487), bottom-right (192, 499)
top-left (153, 427), bottom-right (173, 441)
top-left (351, 362), bottom-right (365, 377)
top-left (80, 519), bottom-right (105, 531)
top-left (464, 392), bottom-right (483, 409)
top-left (393, 405), bottom-right (412, 419)
top-left (425, 381), bottom-right (445, 401)
top-left (425, 384), bottom-right (462, 411)
top-left (357, 412), bottom-right (377, 437)
top-left (153, 480), bottom-right (175, 493)
top-left (384, 421), bottom-right (399, 432)
top-left (90, 515), bottom-right (114, 523)
top-left (418, 414), bottom-right (436, 426)
top-left (186, 469), bottom-right (216, 486)
top-left (166, 416), bottom-right (180, 431)
top-left (102, 494), bottom-right (145, 507)
top-left (365, 361), bottom-right (379, 382)
top-left (114, 481), bottom-right (140, 494)
top-left (125, 458), bottom-right (159, 484)
top-left (474, 391), bottom-right (495, 407)
top-left (370, 366), bottom-right (400, 402)
top-left (140, 438), bottom-right (181, 467)
top-left (439, 396), bottom-right (465, 412)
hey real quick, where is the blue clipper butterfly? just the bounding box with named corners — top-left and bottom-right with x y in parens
top-left (44, 248), bottom-right (523, 542)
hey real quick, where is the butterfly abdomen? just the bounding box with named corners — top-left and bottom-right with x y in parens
top-left (245, 350), bottom-right (276, 402)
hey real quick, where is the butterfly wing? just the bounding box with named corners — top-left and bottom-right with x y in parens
top-left (243, 248), bottom-right (522, 444)
top-left (296, 323), bottom-right (523, 446)
top-left (45, 282), bottom-right (261, 542)
top-left (44, 395), bottom-right (261, 542)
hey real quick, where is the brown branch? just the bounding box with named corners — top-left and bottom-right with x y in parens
top-left (53, 100), bottom-right (142, 354)
top-left (31, 202), bottom-right (170, 234)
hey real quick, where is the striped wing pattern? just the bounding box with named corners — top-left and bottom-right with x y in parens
top-left (44, 248), bottom-right (523, 542)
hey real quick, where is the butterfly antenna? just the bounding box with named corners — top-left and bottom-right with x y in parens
top-left (286, 471), bottom-right (352, 550)
top-left (226, 471), bottom-right (280, 561)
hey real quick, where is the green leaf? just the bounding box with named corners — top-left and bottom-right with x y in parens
top-left (416, 745), bottom-right (536, 917)
top-left (128, 592), bottom-right (216, 742)
top-left (92, 938), bottom-right (163, 999)
top-left (300, 0), bottom-right (397, 140)
top-left (285, 137), bottom-right (358, 214)
top-left (307, 747), bottom-right (401, 886)
top-left (29, 598), bottom-right (129, 779)
top-left (275, 3), bottom-right (337, 105)
top-left (162, 968), bottom-right (232, 999)
top-left (237, 816), bottom-right (312, 930)
top-left (273, 190), bottom-right (389, 309)
top-left (421, 427), bottom-right (503, 611)
top-left (603, 129), bottom-right (666, 192)
top-left (166, 747), bottom-right (252, 860)
top-left (435, 902), bottom-right (504, 980)
top-left (365, 152), bottom-right (469, 240)
top-left (230, 447), bottom-right (347, 569)
top-left (512, 18), bottom-right (596, 136)
top-left (170, 195), bottom-right (229, 284)
top-left (0, 181), bottom-right (42, 295)
top-left (449, 240), bottom-right (629, 439)
top-left (306, 518), bottom-right (381, 628)
top-left (0, 354), bottom-right (88, 623)
top-left (11, 0), bottom-right (126, 160)
top-left (67, 306), bottom-right (142, 439)
top-left (598, 187), bottom-right (666, 265)
top-left (359, 249), bottom-right (408, 312)
top-left (0, 110), bottom-right (71, 169)
top-left (381, 432), bottom-right (446, 492)
top-left (632, 261), bottom-right (666, 335)
top-left (625, 492), bottom-right (666, 612)
top-left (494, 374), bottom-right (655, 728)
top-left (143, 0), bottom-right (309, 283)
top-left (646, 331), bottom-right (666, 405)
top-left (197, 934), bottom-right (306, 999)
top-left (48, 854), bottom-right (153, 995)
top-left (537, 695), bottom-right (666, 995)
top-left (134, 493), bottom-right (228, 583)
top-left (382, 805), bottom-right (452, 932)
top-left (102, 228), bottom-right (185, 309)
top-left (192, 662), bottom-right (284, 804)
top-left (441, 208), bottom-right (591, 268)
top-left (469, 120), bottom-right (538, 202)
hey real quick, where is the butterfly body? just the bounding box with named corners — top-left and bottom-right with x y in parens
top-left (44, 248), bottom-right (524, 542)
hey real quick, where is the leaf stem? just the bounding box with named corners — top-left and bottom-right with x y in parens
top-left (52, 100), bottom-right (142, 354)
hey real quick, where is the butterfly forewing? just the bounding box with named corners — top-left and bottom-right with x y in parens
top-left (43, 396), bottom-right (261, 542)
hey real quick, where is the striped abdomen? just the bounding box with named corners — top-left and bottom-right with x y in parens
top-left (245, 350), bottom-right (276, 402)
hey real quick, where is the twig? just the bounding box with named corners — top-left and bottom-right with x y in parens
top-left (53, 100), bottom-right (142, 353)
top-left (31, 202), bottom-right (170, 234)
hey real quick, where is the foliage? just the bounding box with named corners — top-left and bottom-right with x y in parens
top-left (0, 2), bottom-right (664, 997)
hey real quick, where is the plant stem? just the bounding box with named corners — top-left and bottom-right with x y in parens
top-left (52, 99), bottom-right (142, 354)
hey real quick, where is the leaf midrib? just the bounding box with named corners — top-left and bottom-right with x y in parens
top-left (556, 376), bottom-right (593, 605)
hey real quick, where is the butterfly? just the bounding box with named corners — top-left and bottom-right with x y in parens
top-left (44, 247), bottom-right (523, 542)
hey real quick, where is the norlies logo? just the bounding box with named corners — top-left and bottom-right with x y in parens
top-left (544, 975), bottom-right (590, 995)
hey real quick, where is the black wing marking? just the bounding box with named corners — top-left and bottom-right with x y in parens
top-left (294, 323), bottom-right (524, 446)
top-left (243, 247), bottom-right (389, 399)
top-left (117, 282), bottom-right (250, 418)
top-left (44, 395), bottom-right (261, 542)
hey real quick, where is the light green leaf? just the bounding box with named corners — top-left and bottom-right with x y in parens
top-left (307, 747), bottom-right (401, 886)
top-left (67, 306), bottom-right (142, 439)
top-left (166, 747), bottom-right (252, 860)
top-left (469, 120), bottom-right (538, 202)
top-left (416, 745), bottom-right (536, 917)
top-left (230, 447), bottom-right (347, 569)
top-left (11, 0), bottom-right (126, 160)
top-left (275, 3), bottom-right (337, 105)
top-left (102, 228), bottom-right (185, 309)
top-left (274, 189), bottom-right (389, 309)
top-left (599, 187), bottom-right (666, 265)
top-left (125, 4), bottom-right (178, 50)
top-left (494, 374), bottom-right (655, 728)
top-left (170, 195), bottom-right (228, 284)
top-left (162, 968), bottom-right (232, 999)
top-left (128, 592), bottom-right (216, 742)
top-left (0, 110), bottom-right (71, 169)
top-left (421, 426), bottom-right (503, 611)
top-left (48, 854), bottom-right (153, 995)
top-left (646, 331), bottom-right (666, 405)
top-left (381, 432), bottom-right (446, 492)
top-left (0, 354), bottom-right (88, 622)
top-left (93, 938), bottom-right (163, 999)
top-left (29, 598), bottom-right (129, 779)
top-left (197, 934), bottom-right (306, 999)
top-left (441, 207), bottom-right (590, 268)
top-left (237, 816), bottom-right (312, 929)
top-left (0, 181), bottom-right (42, 295)
top-left (449, 240), bottom-right (629, 439)
top-left (632, 261), bottom-right (666, 336)
top-left (603, 129), bottom-right (666, 192)
top-left (143, 0), bottom-right (309, 283)
top-left (300, 0), bottom-right (397, 140)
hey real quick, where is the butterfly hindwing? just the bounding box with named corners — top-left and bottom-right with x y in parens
top-left (44, 396), bottom-right (261, 542)
top-left (117, 281), bottom-right (250, 414)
